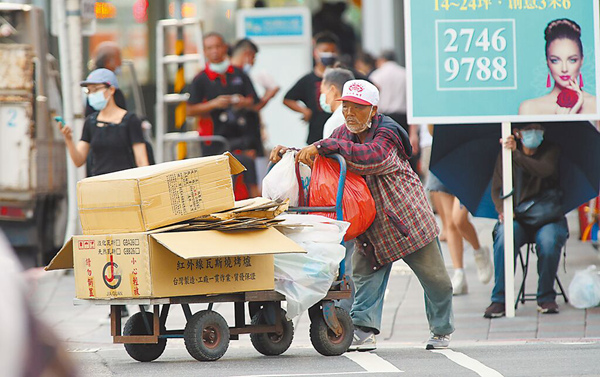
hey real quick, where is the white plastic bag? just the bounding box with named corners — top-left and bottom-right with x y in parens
top-left (274, 214), bottom-right (350, 319)
top-left (297, 162), bottom-right (311, 205)
top-left (568, 265), bottom-right (600, 309)
top-left (262, 151), bottom-right (299, 206)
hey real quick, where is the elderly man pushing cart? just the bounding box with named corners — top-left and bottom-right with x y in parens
top-left (270, 80), bottom-right (454, 351)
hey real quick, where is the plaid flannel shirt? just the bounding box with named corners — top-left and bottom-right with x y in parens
top-left (313, 114), bottom-right (439, 270)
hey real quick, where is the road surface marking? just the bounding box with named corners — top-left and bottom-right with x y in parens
top-left (232, 372), bottom-right (386, 377)
top-left (231, 352), bottom-right (402, 376)
top-left (344, 352), bottom-right (403, 373)
top-left (431, 349), bottom-right (504, 377)
top-left (67, 348), bottom-right (99, 353)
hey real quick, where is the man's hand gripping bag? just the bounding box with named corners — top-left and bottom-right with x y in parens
top-left (309, 155), bottom-right (376, 241)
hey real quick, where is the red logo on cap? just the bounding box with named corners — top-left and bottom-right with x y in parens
top-left (348, 83), bottom-right (364, 93)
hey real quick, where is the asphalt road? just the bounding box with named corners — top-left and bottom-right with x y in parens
top-left (70, 339), bottom-right (600, 377)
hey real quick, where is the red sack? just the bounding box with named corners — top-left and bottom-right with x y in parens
top-left (309, 155), bottom-right (376, 241)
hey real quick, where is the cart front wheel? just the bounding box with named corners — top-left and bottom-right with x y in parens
top-left (184, 310), bottom-right (230, 361)
top-left (310, 306), bottom-right (353, 356)
top-left (250, 308), bottom-right (294, 356)
top-left (123, 311), bottom-right (166, 362)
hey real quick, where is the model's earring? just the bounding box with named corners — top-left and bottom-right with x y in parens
top-left (579, 73), bottom-right (584, 88)
top-left (546, 73), bottom-right (552, 88)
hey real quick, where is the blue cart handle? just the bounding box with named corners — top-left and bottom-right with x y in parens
top-left (268, 153), bottom-right (348, 277)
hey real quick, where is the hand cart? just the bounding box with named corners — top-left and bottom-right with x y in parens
top-left (102, 154), bottom-right (353, 362)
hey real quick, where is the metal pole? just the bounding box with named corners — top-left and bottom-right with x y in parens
top-left (56, 0), bottom-right (77, 241)
top-left (59, 0), bottom-right (85, 241)
top-left (502, 121), bottom-right (515, 318)
top-left (156, 21), bottom-right (165, 162)
top-left (174, 0), bottom-right (187, 160)
top-left (66, 0), bottom-right (84, 118)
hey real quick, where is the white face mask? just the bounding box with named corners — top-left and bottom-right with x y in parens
top-left (345, 106), bottom-right (373, 134)
top-left (209, 59), bottom-right (230, 74)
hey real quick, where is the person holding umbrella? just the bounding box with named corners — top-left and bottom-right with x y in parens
top-left (484, 123), bottom-right (569, 318)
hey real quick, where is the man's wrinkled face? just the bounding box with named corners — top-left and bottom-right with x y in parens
top-left (204, 35), bottom-right (228, 64)
top-left (342, 101), bottom-right (376, 133)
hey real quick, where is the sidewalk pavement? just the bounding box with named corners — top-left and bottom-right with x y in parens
top-left (379, 212), bottom-right (600, 346)
top-left (27, 212), bottom-right (600, 351)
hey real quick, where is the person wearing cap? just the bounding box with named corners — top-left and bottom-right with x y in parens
top-left (58, 68), bottom-right (149, 176)
top-left (270, 80), bottom-right (454, 351)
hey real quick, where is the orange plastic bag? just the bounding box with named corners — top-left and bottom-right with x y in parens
top-left (309, 155), bottom-right (376, 241)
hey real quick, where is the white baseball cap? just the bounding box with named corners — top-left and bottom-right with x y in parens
top-left (337, 79), bottom-right (379, 106)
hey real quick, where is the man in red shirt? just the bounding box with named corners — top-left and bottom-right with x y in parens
top-left (271, 80), bottom-right (454, 351)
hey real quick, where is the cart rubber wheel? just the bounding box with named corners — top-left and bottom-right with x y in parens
top-left (309, 307), bottom-right (353, 356)
top-left (123, 311), bottom-right (166, 362)
top-left (184, 310), bottom-right (230, 361)
top-left (250, 308), bottom-right (294, 356)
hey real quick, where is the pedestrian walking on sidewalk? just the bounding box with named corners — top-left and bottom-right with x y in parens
top-left (58, 68), bottom-right (150, 319)
top-left (58, 68), bottom-right (149, 176)
top-left (270, 80), bottom-right (454, 351)
top-left (427, 174), bottom-right (493, 295)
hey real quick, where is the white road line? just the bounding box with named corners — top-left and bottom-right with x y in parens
top-left (431, 349), bottom-right (504, 377)
top-left (231, 353), bottom-right (403, 377)
top-left (67, 348), bottom-right (100, 353)
top-left (231, 373), bottom-right (376, 377)
top-left (344, 352), bottom-right (403, 373)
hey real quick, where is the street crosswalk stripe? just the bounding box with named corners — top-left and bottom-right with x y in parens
top-left (431, 349), bottom-right (504, 377)
top-left (231, 372), bottom-right (381, 377)
top-left (344, 352), bottom-right (403, 373)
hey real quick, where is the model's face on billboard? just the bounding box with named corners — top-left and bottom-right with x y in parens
top-left (547, 38), bottom-right (584, 88)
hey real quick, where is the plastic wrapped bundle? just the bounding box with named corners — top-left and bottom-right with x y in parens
top-left (274, 214), bottom-right (349, 319)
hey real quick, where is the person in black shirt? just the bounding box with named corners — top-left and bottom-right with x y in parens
top-left (58, 70), bottom-right (148, 321)
top-left (186, 32), bottom-right (260, 197)
top-left (284, 32), bottom-right (339, 144)
top-left (59, 69), bottom-right (149, 176)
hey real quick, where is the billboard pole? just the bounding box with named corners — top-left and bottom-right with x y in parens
top-left (502, 121), bottom-right (515, 318)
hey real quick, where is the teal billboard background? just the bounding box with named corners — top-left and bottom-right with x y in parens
top-left (406, 0), bottom-right (599, 122)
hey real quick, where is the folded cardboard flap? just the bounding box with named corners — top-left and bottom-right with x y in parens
top-left (45, 239), bottom-right (74, 270)
top-left (225, 151), bottom-right (246, 175)
top-left (45, 226), bottom-right (305, 272)
top-left (150, 228), bottom-right (306, 259)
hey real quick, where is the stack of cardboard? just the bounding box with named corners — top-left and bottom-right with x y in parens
top-left (47, 154), bottom-right (305, 300)
top-left (179, 197), bottom-right (289, 231)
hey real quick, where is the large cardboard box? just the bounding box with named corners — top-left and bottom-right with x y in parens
top-left (78, 153), bottom-right (245, 235)
top-left (46, 228), bottom-right (305, 300)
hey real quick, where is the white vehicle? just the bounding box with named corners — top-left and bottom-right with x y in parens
top-left (0, 4), bottom-right (66, 265)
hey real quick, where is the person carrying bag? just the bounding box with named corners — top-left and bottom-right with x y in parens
top-left (513, 166), bottom-right (563, 230)
top-left (484, 123), bottom-right (569, 319)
